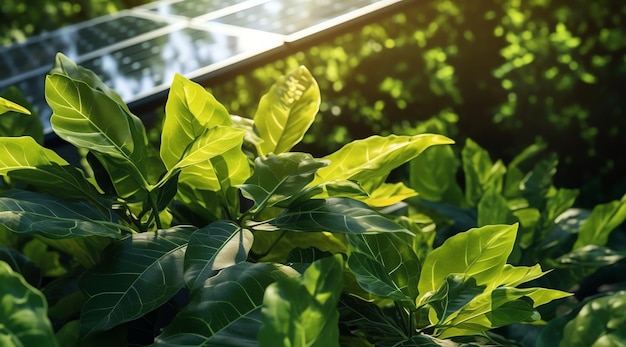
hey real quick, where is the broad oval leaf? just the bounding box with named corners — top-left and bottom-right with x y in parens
top-left (79, 226), bottom-right (194, 336)
top-left (347, 232), bottom-right (421, 304)
top-left (171, 125), bottom-right (246, 171)
top-left (417, 224), bottom-right (518, 300)
top-left (254, 66), bottom-right (320, 155)
top-left (409, 144), bottom-right (463, 204)
top-left (0, 261), bottom-right (58, 347)
top-left (461, 138), bottom-right (506, 207)
top-left (239, 152), bottom-right (327, 213)
top-left (0, 137), bottom-right (103, 203)
top-left (313, 134), bottom-right (454, 188)
top-left (348, 252), bottom-right (413, 303)
top-left (184, 221), bottom-right (253, 291)
top-left (0, 190), bottom-right (123, 239)
top-left (420, 274), bottom-right (486, 323)
top-left (45, 73), bottom-right (149, 197)
top-left (153, 262), bottom-right (298, 347)
top-left (160, 73), bottom-right (231, 169)
top-left (271, 197), bottom-right (412, 235)
top-left (259, 254), bottom-right (344, 347)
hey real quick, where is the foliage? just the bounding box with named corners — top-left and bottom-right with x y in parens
top-left (0, 54), bottom-right (608, 346)
top-left (205, 0), bottom-right (626, 208)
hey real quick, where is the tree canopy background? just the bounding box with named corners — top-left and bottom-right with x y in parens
top-left (2, 0), bottom-right (625, 207)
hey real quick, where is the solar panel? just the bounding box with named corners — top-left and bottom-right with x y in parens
top-left (0, 0), bottom-right (407, 134)
top-left (204, 0), bottom-right (384, 37)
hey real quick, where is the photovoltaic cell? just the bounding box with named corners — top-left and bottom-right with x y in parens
top-left (205, 0), bottom-right (383, 36)
top-left (144, 0), bottom-right (253, 19)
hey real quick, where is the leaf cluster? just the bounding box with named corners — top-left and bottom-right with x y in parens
top-left (0, 53), bottom-right (621, 346)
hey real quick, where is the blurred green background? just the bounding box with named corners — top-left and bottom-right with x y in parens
top-left (2, 0), bottom-right (625, 208)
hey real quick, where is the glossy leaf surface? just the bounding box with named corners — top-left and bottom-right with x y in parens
top-left (184, 221), bottom-right (253, 291)
top-left (153, 262), bottom-right (298, 346)
top-left (240, 152), bottom-right (326, 212)
top-left (423, 274), bottom-right (485, 323)
top-left (573, 194), bottom-right (626, 249)
top-left (348, 232), bottom-right (421, 303)
top-left (418, 224), bottom-right (517, 299)
top-left (313, 134), bottom-right (453, 188)
top-left (80, 227), bottom-right (194, 335)
top-left (271, 197), bottom-right (411, 235)
top-left (160, 73), bottom-right (231, 169)
top-left (254, 66), bottom-right (320, 155)
top-left (0, 190), bottom-right (122, 239)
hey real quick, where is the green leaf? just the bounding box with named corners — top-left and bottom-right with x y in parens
top-left (338, 294), bottom-right (407, 342)
top-left (557, 245), bottom-right (626, 268)
top-left (0, 87), bottom-right (43, 142)
top-left (364, 182), bottom-right (418, 207)
top-left (0, 137), bottom-right (104, 203)
top-left (313, 134), bottom-right (454, 189)
top-left (79, 226), bottom-right (194, 336)
top-left (417, 224), bottom-right (518, 300)
top-left (559, 291), bottom-right (626, 347)
top-left (477, 186), bottom-right (514, 226)
top-left (153, 262), bottom-right (298, 346)
top-left (45, 73), bottom-right (149, 198)
top-left (0, 96), bottom-right (31, 115)
top-left (254, 66), bottom-right (320, 155)
top-left (422, 274), bottom-right (486, 323)
top-left (240, 152), bottom-right (327, 213)
top-left (0, 190), bottom-right (123, 239)
top-left (184, 221), bottom-right (253, 291)
top-left (0, 137), bottom-right (68, 174)
top-left (50, 53), bottom-right (132, 115)
top-left (348, 252), bottom-right (413, 302)
top-left (178, 144), bottom-right (250, 193)
top-left (259, 254), bottom-right (344, 347)
top-left (160, 73), bottom-right (231, 169)
top-left (169, 125), bottom-right (246, 172)
top-left (519, 155), bottom-right (558, 206)
top-left (439, 287), bottom-right (569, 338)
top-left (461, 138), bottom-right (506, 207)
top-left (574, 194), bottom-right (626, 249)
top-left (0, 246), bottom-right (41, 286)
top-left (409, 144), bottom-right (463, 204)
top-left (271, 197), bottom-right (412, 235)
top-left (0, 261), bottom-right (58, 347)
top-left (348, 232), bottom-right (421, 303)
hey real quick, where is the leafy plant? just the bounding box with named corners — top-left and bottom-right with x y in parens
top-left (0, 54), bottom-right (597, 346)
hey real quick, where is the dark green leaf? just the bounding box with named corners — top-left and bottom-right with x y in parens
top-left (0, 246), bottom-right (41, 286)
top-left (259, 254), bottom-right (344, 347)
top-left (519, 154), bottom-right (558, 207)
top-left (423, 274), bottom-right (485, 322)
top-left (271, 197), bottom-right (412, 235)
top-left (348, 232), bottom-right (421, 303)
top-left (80, 226), bottom-right (194, 336)
top-left (348, 252), bottom-right (413, 302)
top-left (153, 262), bottom-right (298, 346)
top-left (240, 152), bottom-right (327, 212)
top-left (0, 261), bottom-right (58, 347)
top-left (286, 247), bottom-right (333, 265)
top-left (338, 294), bottom-right (406, 342)
top-left (557, 245), bottom-right (626, 267)
top-left (0, 190), bottom-right (123, 239)
top-left (184, 221), bottom-right (253, 291)
top-left (487, 291), bottom-right (538, 327)
top-left (254, 66), bottom-right (320, 155)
